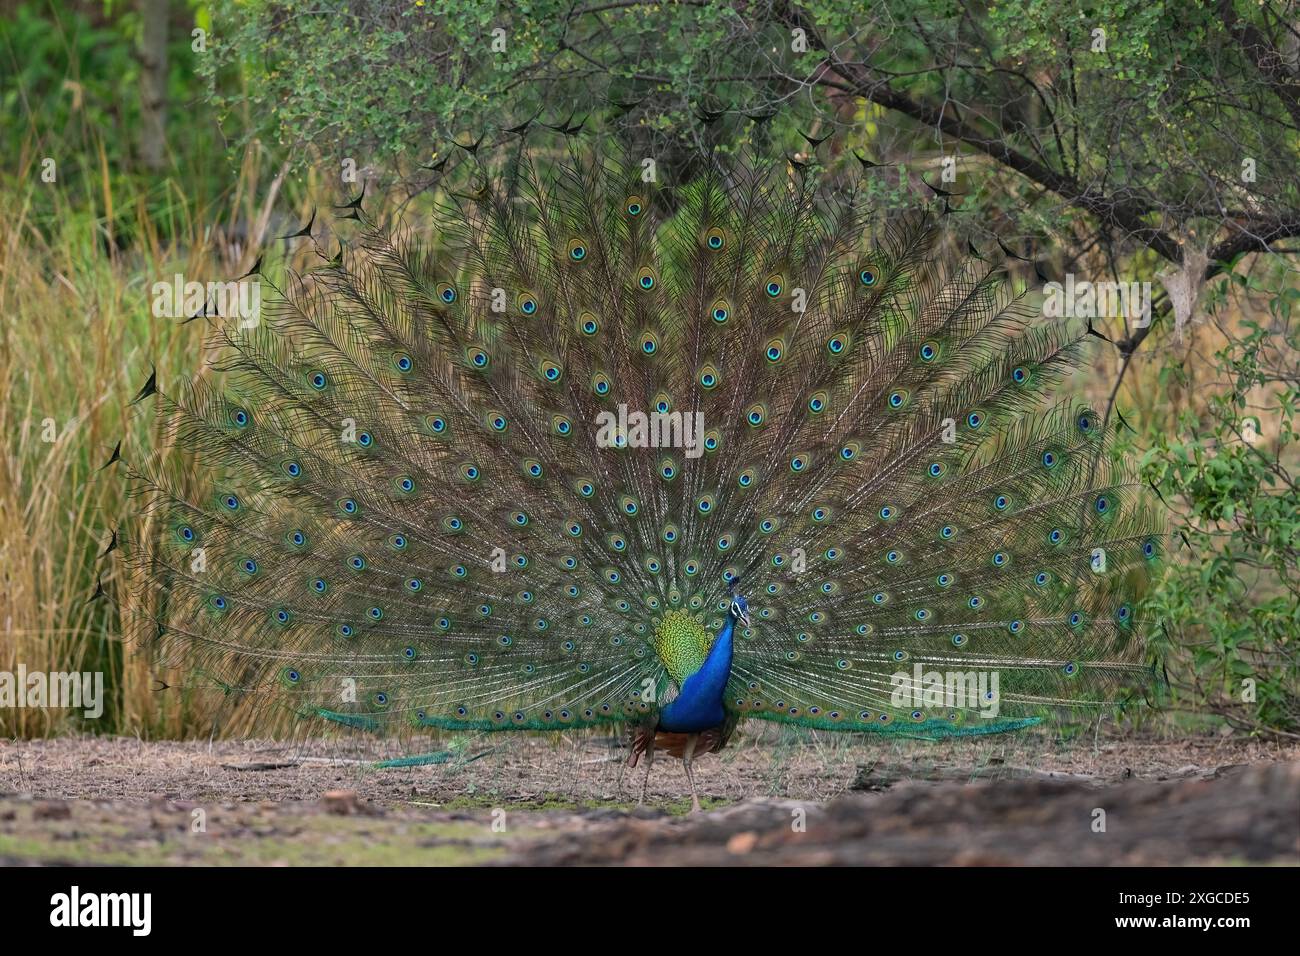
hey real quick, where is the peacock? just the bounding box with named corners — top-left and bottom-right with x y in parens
top-left (123, 147), bottom-right (1160, 811)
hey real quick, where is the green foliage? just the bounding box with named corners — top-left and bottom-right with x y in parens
top-left (1142, 282), bottom-right (1300, 735)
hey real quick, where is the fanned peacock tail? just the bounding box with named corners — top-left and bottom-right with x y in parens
top-left (123, 147), bottom-right (1161, 741)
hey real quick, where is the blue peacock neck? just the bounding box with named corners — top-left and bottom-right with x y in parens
top-left (657, 611), bottom-right (737, 733)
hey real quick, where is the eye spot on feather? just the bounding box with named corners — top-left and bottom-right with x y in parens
top-left (229, 407), bottom-right (251, 429)
top-left (636, 267), bottom-right (656, 291)
top-left (393, 353), bottom-right (413, 373)
top-left (951, 633), bottom-right (967, 647)
top-left (639, 331), bottom-right (659, 354)
top-left (765, 339), bottom-right (785, 363)
top-left (308, 371), bottom-right (328, 390)
top-left (858, 267), bottom-right (877, 286)
top-left (518, 293), bottom-right (538, 315)
top-left (704, 227), bottom-right (726, 251)
top-left (887, 389), bottom-right (908, 410)
top-left (919, 342), bottom-right (938, 362)
top-left (567, 238), bottom-right (587, 261)
top-left (764, 275), bottom-right (783, 297)
top-left (626, 196), bottom-right (644, 217)
top-left (467, 347), bottom-right (489, 369)
top-left (436, 283), bottom-right (457, 304)
top-left (1011, 365), bottom-right (1031, 385)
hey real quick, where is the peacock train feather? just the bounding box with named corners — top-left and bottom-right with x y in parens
top-left (123, 147), bottom-right (1161, 776)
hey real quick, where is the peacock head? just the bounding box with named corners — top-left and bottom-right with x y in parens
top-left (728, 591), bottom-right (750, 629)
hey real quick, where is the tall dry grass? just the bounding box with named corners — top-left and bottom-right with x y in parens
top-left (0, 134), bottom-right (319, 737)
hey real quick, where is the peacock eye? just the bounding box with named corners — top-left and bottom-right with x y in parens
top-left (859, 268), bottom-right (877, 286)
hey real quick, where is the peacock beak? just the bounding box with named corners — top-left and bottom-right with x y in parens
top-left (738, 610), bottom-right (750, 629)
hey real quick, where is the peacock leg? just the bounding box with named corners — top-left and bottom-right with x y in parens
top-left (638, 736), bottom-right (655, 806)
top-left (682, 734), bottom-right (702, 813)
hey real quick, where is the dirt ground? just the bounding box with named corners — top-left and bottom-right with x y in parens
top-left (1, 728), bottom-right (1296, 865)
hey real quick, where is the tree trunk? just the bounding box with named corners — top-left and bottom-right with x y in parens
top-left (138, 0), bottom-right (169, 171)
